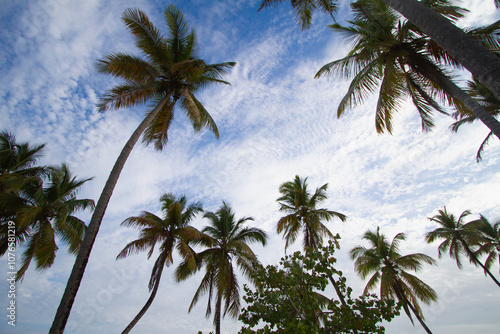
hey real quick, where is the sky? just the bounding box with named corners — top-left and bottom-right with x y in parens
top-left (0, 0), bottom-right (499, 333)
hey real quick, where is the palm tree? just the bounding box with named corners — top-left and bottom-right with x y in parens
top-left (0, 131), bottom-right (45, 193)
top-left (276, 175), bottom-right (346, 252)
top-left (258, 0), bottom-right (500, 102)
top-left (0, 131), bottom-right (46, 252)
top-left (117, 193), bottom-right (203, 333)
top-left (50, 6), bottom-right (235, 332)
top-left (13, 164), bottom-right (94, 281)
top-left (350, 227), bottom-right (437, 334)
top-left (469, 215), bottom-right (500, 275)
top-left (314, 0), bottom-right (500, 138)
top-left (177, 202), bottom-right (267, 334)
top-left (426, 207), bottom-right (500, 287)
top-left (276, 175), bottom-right (349, 325)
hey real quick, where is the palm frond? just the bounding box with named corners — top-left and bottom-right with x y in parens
top-left (96, 82), bottom-right (157, 113)
top-left (122, 8), bottom-right (170, 66)
top-left (95, 53), bottom-right (158, 84)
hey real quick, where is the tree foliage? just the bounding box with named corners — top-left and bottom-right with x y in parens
top-left (238, 241), bottom-right (399, 333)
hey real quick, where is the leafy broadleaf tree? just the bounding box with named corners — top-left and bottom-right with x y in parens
top-left (351, 227), bottom-right (437, 334)
top-left (426, 207), bottom-right (500, 287)
top-left (239, 241), bottom-right (400, 334)
top-left (117, 193), bottom-right (203, 333)
top-left (276, 175), bottom-right (346, 252)
top-left (177, 202), bottom-right (267, 334)
top-left (50, 6), bottom-right (235, 333)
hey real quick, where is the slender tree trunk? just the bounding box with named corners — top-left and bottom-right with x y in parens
top-left (432, 72), bottom-right (500, 140)
top-left (214, 294), bottom-right (222, 334)
top-left (121, 255), bottom-right (166, 334)
top-left (393, 280), bottom-right (433, 334)
top-left (327, 274), bottom-right (347, 307)
top-left (461, 240), bottom-right (500, 288)
top-left (327, 274), bottom-right (359, 334)
top-left (409, 53), bottom-right (500, 140)
top-left (381, 0), bottom-right (500, 101)
top-left (404, 296), bottom-right (433, 334)
top-left (49, 96), bottom-right (171, 334)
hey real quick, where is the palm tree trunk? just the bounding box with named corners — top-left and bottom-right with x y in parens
top-left (327, 274), bottom-right (359, 334)
top-left (214, 294), bottom-right (222, 334)
top-left (49, 96), bottom-right (171, 334)
top-left (404, 295), bottom-right (433, 334)
top-left (380, 0), bottom-right (500, 101)
top-left (121, 257), bottom-right (166, 334)
top-left (408, 53), bottom-right (500, 140)
top-left (394, 280), bottom-right (433, 334)
top-left (461, 240), bottom-right (500, 288)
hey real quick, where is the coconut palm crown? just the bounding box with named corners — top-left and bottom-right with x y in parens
top-left (15, 164), bottom-right (94, 282)
top-left (426, 207), bottom-right (500, 287)
top-left (469, 215), bottom-right (500, 275)
top-left (258, 0), bottom-right (338, 30)
top-left (276, 175), bottom-right (346, 252)
top-left (351, 227), bottom-right (437, 334)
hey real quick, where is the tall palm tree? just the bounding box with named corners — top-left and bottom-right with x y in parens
top-left (50, 6), bottom-right (235, 333)
top-left (13, 164), bottom-right (94, 281)
top-left (469, 215), bottom-right (500, 275)
top-left (350, 227), bottom-right (437, 334)
top-left (117, 193), bottom-right (203, 333)
top-left (276, 175), bottom-right (346, 252)
top-left (426, 207), bottom-right (500, 287)
top-left (258, 0), bottom-right (500, 102)
top-left (276, 175), bottom-right (349, 325)
top-left (177, 202), bottom-right (267, 334)
top-left (314, 0), bottom-right (500, 138)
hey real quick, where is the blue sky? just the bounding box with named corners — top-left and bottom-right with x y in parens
top-left (1, 0), bottom-right (499, 333)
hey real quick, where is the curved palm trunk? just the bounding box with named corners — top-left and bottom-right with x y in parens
top-left (460, 239), bottom-right (500, 288)
top-left (49, 96), bottom-right (171, 334)
top-left (381, 0), bottom-right (500, 101)
top-left (432, 72), bottom-right (500, 140)
top-left (121, 256), bottom-right (166, 334)
top-left (403, 295), bottom-right (433, 334)
top-left (409, 54), bottom-right (500, 140)
top-left (214, 293), bottom-right (222, 334)
top-left (395, 281), bottom-right (433, 334)
top-left (327, 274), bottom-right (359, 334)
